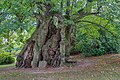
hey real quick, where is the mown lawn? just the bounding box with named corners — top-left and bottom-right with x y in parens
top-left (0, 63), bottom-right (15, 68)
top-left (0, 54), bottom-right (120, 80)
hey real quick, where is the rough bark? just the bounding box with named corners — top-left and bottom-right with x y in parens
top-left (16, 13), bottom-right (65, 68)
top-left (15, 1), bottom-right (71, 68)
top-left (16, 40), bottom-right (35, 68)
top-left (65, 26), bottom-right (72, 57)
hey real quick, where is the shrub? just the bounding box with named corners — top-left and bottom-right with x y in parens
top-left (0, 52), bottom-right (15, 65)
top-left (73, 37), bottom-right (118, 57)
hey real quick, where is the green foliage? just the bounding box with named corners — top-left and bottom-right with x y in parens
top-left (63, 19), bottom-right (75, 26)
top-left (74, 38), bottom-right (118, 57)
top-left (0, 0), bottom-right (119, 57)
top-left (0, 52), bottom-right (15, 65)
top-left (0, 0), bottom-right (36, 54)
top-left (73, 15), bottom-right (119, 57)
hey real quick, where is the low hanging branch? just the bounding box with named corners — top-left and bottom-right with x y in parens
top-left (73, 5), bottom-right (102, 21)
top-left (76, 20), bottom-right (117, 38)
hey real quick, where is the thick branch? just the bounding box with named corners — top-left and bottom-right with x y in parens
top-left (76, 20), bottom-right (117, 38)
top-left (36, 1), bottom-right (52, 16)
top-left (65, 0), bottom-right (70, 19)
top-left (74, 6), bottom-right (102, 21)
top-left (33, 12), bottom-right (43, 28)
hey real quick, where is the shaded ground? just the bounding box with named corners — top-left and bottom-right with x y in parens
top-left (0, 54), bottom-right (120, 80)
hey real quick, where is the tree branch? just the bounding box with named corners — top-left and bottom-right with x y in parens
top-left (33, 12), bottom-right (43, 28)
top-left (76, 20), bottom-right (117, 38)
top-left (33, 12), bottom-right (43, 22)
top-left (74, 6), bottom-right (102, 21)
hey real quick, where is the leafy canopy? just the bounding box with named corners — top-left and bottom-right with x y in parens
top-left (0, 0), bottom-right (120, 55)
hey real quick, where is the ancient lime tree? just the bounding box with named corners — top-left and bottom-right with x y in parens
top-left (0, 0), bottom-right (119, 68)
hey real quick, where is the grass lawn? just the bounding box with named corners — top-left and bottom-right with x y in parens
top-left (0, 63), bottom-right (15, 68)
top-left (0, 54), bottom-right (120, 80)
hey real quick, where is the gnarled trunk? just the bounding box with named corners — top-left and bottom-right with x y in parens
top-left (16, 13), bottom-right (65, 68)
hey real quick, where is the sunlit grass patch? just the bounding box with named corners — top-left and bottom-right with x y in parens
top-left (0, 63), bottom-right (15, 68)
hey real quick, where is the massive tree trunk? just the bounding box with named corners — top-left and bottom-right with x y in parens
top-left (16, 13), bottom-right (65, 68)
top-left (15, 1), bottom-right (73, 68)
top-left (15, 1), bottom-right (66, 68)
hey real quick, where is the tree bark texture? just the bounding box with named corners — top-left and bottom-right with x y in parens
top-left (16, 13), bottom-right (66, 68)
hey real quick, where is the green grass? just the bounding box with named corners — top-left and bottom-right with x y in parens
top-left (0, 71), bottom-right (34, 80)
top-left (0, 63), bottom-right (15, 68)
top-left (0, 57), bottom-right (16, 68)
top-left (0, 67), bottom-right (119, 80)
